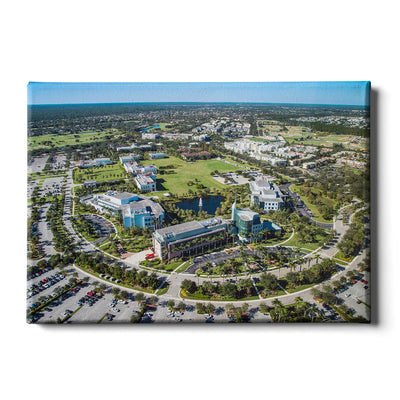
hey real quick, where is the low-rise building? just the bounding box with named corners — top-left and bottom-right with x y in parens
top-left (231, 204), bottom-right (263, 241)
top-left (134, 175), bottom-right (157, 192)
top-left (181, 151), bottom-right (211, 160)
top-left (83, 180), bottom-right (97, 188)
top-left (80, 158), bottom-right (113, 168)
top-left (80, 191), bottom-right (164, 229)
top-left (119, 154), bottom-right (139, 163)
top-left (162, 133), bottom-right (192, 140)
top-left (249, 178), bottom-right (284, 211)
top-left (303, 161), bottom-right (317, 169)
top-left (142, 133), bottom-right (160, 140)
top-left (152, 201), bottom-right (282, 260)
top-left (148, 152), bottom-right (164, 160)
top-left (117, 145), bottom-right (135, 152)
top-left (123, 161), bottom-right (157, 177)
top-left (153, 217), bottom-right (231, 261)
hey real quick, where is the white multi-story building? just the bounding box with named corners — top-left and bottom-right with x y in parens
top-left (303, 161), bottom-right (317, 169)
top-left (119, 154), bottom-right (139, 163)
top-left (80, 191), bottom-right (164, 229)
top-left (134, 175), bottom-right (157, 192)
top-left (123, 161), bottom-right (157, 176)
top-left (148, 152), bottom-right (164, 159)
top-left (249, 178), bottom-right (284, 211)
top-left (142, 133), bottom-right (160, 140)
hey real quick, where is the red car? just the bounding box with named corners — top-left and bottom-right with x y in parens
top-left (145, 253), bottom-right (155, 260)
top-left (352, 280), bottom-right (357, 284)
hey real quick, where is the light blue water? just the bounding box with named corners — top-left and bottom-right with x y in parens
top-left (141, 124), bottom-right (160, 133)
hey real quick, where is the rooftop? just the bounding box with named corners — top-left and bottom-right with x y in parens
top-left (135, 175), bottom-right (155, 185)
top-left (108, 191), bottom-right (137, 200)
top-left (129, 195), bottom-right (164, 217)
top-left (155, 217), bottom-right (225, 239)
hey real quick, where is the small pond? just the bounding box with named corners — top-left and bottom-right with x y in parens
top-left (174, 195), bottom-right (224, 215)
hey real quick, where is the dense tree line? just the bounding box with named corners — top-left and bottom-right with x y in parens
top-left (74, 251), bottom-right (161, 291)
top-left (46, 196), bottom-right (75, 253)
top-left (337, 210), bottom-right (367, 258)
top-left (302, 121), bottom-right (369, 138)
top-left (181, 277), bottom-right (256, 300)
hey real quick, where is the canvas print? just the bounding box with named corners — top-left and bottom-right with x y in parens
top-left (27, 82), bottom-right (371, 324)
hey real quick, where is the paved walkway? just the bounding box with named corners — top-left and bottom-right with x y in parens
top-left (56, 168), bottom-right (369, 309)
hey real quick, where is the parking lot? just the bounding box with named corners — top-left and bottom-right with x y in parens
top-left (83, 214), bottom-right (116, 245)
top-left (186, 250), bottom-right (241, 274)
top-left (40, 176), bottom-right (65, 197)
top-left (50, 154), bottom-right (67, 171)
top-left (28, 155), bottom-right (50, 174)
top-left (213, 172), bottom-right (253, 186)
top-left (37, 203), bottom-right (57, 256)
top-left (28, 265), bottom-right (277, 324)
top-left (27, 179), bottom-right (40, 198)
top-left (335, 271), bottom-right (371, 320)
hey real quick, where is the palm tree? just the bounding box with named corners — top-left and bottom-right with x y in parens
top-left (276, 259), bottom-right (284, 278)
top-left (272, 299), bottom-right (285, 322)
top-left (305, 304), bottom-right (319, 322)
top-left (288, 259), bottom-right (295, 272)
top-left (294, 296), bottom-right (302, 304)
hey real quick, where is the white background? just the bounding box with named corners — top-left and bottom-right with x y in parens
top-left (1, 1), bottom-right (398, 399)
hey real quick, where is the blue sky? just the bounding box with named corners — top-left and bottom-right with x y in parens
top-left (27, 82), bottom-right (370, 106)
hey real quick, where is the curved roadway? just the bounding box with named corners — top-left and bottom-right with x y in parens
top-left (55, 166), bottom-right (368, 310)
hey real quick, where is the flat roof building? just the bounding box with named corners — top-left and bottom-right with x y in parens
top-left (83, 180), bottom-right (97, 188)
top-left (119, 154), bottom-right (139, 163)
top-left (153, 217), bottom-right (231, 261)
top-left (148, 152), bottom-right (164, 159)
top-left (134, 175), bottom-right (157, 192)
top-left (80, 191), bottom-right (164, 229)
top-left (80, 158), bottom-right (113, 168)
top-left (249, 178), bottom-right (284, 212)
top-left (231, 202), bottom-right (264, 242)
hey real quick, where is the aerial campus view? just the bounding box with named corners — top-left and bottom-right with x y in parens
top-left (26, 82), bottom-right (371, 324)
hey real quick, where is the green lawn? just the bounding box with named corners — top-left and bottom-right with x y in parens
top-left (291, 184), bottom-right (335, 223)
top-left (28, 172), bottom-right (67, 180)
top-left (222, 155), bottom-right (254, 169)
top-left (151, 122), bottom-right (176, 131)
top-left (142, 156), bottom-right (244, 195)
top-left (173, 261), bottom-right (191, 273)
top-left (73, 163), bottom-right (127, 184)
top-left (248, 137), bottom-right (268, 143)
top-left (28, 129), bottom-right (118, 150)
top-left (282, 232), bottom-right (328, 251)
top-left (286, 283), bottom-right (316, 294)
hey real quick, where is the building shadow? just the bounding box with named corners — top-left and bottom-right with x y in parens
top-left (155, 178), bottom-right (167, 191)
top-left (369, 87), bottom-right (378, 325)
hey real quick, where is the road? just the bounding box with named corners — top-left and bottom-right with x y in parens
top-left (28, 165), bottom-right (370, 323)
top-left (280, 182), bottom-right (334, 230)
